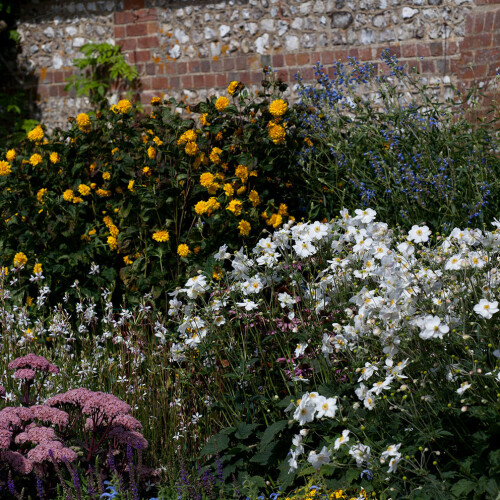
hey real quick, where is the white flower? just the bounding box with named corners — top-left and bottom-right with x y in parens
top-left (419, 315), bottom-right (449, 340)
top-left (315, 396), bottom-right (338, 418)
top-left (381, 443), bottom-right (402, 460)
top-left (293, 396), bottom-right (317, 426)
top-left (354, 208), bottom-right (377, 224)
top-left (334, 430), bottom-right (351, 450)
top-left (456, 381), bottom-right (471, 395)
top-left (358, 362), bottom-right (378, 382)
top-left (278, 292), bottom-right (295, 308)
top-left (474, 299), bottom-right (499, 319)
top-left (387, 454), bottom-right (402, 473)
top-left (363, 394), bottom-right (376, 410)
top-left (349, 443), bottom-right (371, 467)
top-left (236, 299), bottom-right (259, 311)
top-left (295, 343), bottom-right (307, 357)
top-left (293, 239), bottom-right (317, 258)
top-left (407, 225), bottom-right (431, 243)
top-left (308, 446), bottom-right (331, 470)
top-left (214, 244), bottom-right (230, 260)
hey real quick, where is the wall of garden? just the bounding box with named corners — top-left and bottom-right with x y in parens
top-left (16, 0), bottom-right (500, 129)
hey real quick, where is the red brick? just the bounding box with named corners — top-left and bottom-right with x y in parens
top-left (473, 12), bottom-right (486, 33)
top-left (276, 68), bottom-right (289, 82)
top-left (211, 59), bottom-right (224, 72)
top-left (429, 42), bottom-right (443, 56)
top-left (124, 0), bottom-right (145, 9)
top-left (204, 74), bottom-right (216, 87)
top-left (446, 41), bottom-right (459, 55)
top-left (49, 85), bottom-right (59, 97)
top-left (145, 62), bottom-right (156, 75)
top-left (272, 54), bottom-right (284, 67)
top-left (137, 36), bottom-right (158, 49)
top-left (235, 56), bottom-right (247, 70)
top-left (114, 26), bottom-right (126, 39)
top-left (193, 74), bottom-right (205, 88)
top-left (135, 51), bottom-right (151, 63)
top-left (484, 11), bottom-right (496, 32)
top-left (465, 14), bottom-right (474, 34)
top-left (126, 23), bottom-right (148, 37)
top-left (358, 47), bottom-right (373, 61)
top-left (134, 63), bottom-right (145, 75)
top-left (320, 51), bottom-right (334, 65)
top-left (471, 33), bottom-right (493, 49)
top-left (416, 44), bottom-right (431, 57)
top-left (181, 74), bottom-right (193, 88)
top-left (249, 71), bottom-right (261, 84)
top-left (309, 51), bottom-right (321, 64)
top-left (296, 52), bottom-right (309, 65)
top-left (494, 32), bottom-right (500, 48)
top-left (147, 22), bottom-right (159, 35)
top-left (164, 62), bottom-right (176, 74)
top-left (421, 59), bottom-right (435, 73)
top-left (347, 47), bottom-right (359, 59)
top-left (177, 62), bottom-right (187, 74)
top-left (216, 73), bottom-right (226, 86)
top-left (53, 70), bottom-right (64, 83)
top-left (168, 76), bottom-right (180, 89)
top-left (135, 8), bottom-right (157, 22)
top-left (119, 38), bottom-right (136, 51)
top-left (285, 54), bottom-right (296, 66)
top-left (188, 60), bottom-right (201, 73)
top-left (298, 66), bottom-right (314, 81)
top-left (114, 11), bottom-right (136, 25)
top-left (475, 48), bottom-right (496, 64)
top-left (401, 43), bottom-right (417, 58)
top-left (37, 85), bottom-right (50, 98)
top-left (201, 60), bottom-right (211, 72)
top-left (152, 76), bottom-right (168, 90)
top-left (224, 58), bottom-right (235, 71)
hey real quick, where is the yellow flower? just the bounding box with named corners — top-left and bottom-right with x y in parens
top-left (278, 203), bottom-right (288, 216)
top-left (128, 180), bottom-right (135, 192)
top-left (236, 186), bottom-right (246, 196)
top-left (6, 150), bottom-right (16, 162)
top-left (103, 216), bottom-right (113, 227)
top-left (27, 125), bottom-right (44, 142)
top-left (223, 183), bottom-right (234, 197)
top-left (207, 182), bottom-right (219, 195)
top-left (235, 164), bottom-right (249, 183)
top-left (107, 236), bottom-right (118, 250)
top-left (123, 255), bottom-right (133, 265)
top-left (108, 224), bottom-right (119, 238)
top-left (49, 152), bottom-right (60, 164)
top-left (194, 246), bottom-right (201, 254)
top-left (269, 99), bottom-right (288, 117)
top-left (207, 197), bottom-right (221, 212)
top-left (267, 121), bottom-right (286, 144)
top-left (267, 213), bottom-right (283, 228)
top-left (13, 252), bottom-right (28, 268)
top-left (72, 196), bottom-right (83, 204)
top-left (90, 182), bottom-right (97, 189)
top-left (226, 199), bottom-right (243, 216)
top-left (0, 160), bottom-right (12, 176)
top-left (33, 263), bottom-right (43, 275)
top-left (88, 228), bottom-right (96, 236)
top-left (185, 141), bottom-right (199, 156)
top-left (63, 189), bottom-right (74, 202)
top-left (153, 136), bottom-right (163, 146)
top-left (115, 99), bottom-right (132, 114)
top-left (177, 244), bottom-right (191, 257)
top-left (151, 96), bottom-right (161, 105)
top-left (102, 172), bottom-right (111, 181)
top-left (26, 296), bottom-right (33, 307)
top-left (29, 154), bottom-right (43, 167)
top-left (248, 190), bottom-right (260, 207)
top-left (152, 230), bottom-right (169, 242)
top-left (212, 268), bottom-right (223, 280)
top-left (209, 147), bottom-right (222, 164)
top-left (76, 113), bottom-right (91, 133)
top-left (215, 96), bottom-right (229, 112)
top-left (200, 113), bottom-right (210, 126)
top-left (194, 200), bottom-right (208, 215)
top-left (177, 129), bottom-right (197, 145)
top-left (227, 80), bottom-right (239, 95)
top-left (238, 219), bottom-right (251, 236)
top-left (147, 146), bottom-right (156, 159)
top-left (200, 172), bottom-right (215, 188)
top-left (37, 188), bottom-right (47, 203)
top-left (90, 162), bottom-right (96, 172)
top-left (96, 188), bottom-right (111, 197)
top-left (78, 184), bottom-right (91, 196)
top-left (142, 166), bottom-right (152, 176)
top-left (2, 266), bottom-right (8, 276)
top-left (304, 137), bottom-right (313, 147)
top-left (215, 131), bottom-right (223, 141)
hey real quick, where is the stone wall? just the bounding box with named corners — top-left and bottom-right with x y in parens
top-left (14, 0), bottom-right (500, 129)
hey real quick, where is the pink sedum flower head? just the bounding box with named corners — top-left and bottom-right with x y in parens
top-left (14, 369), bottom-right (36, 381)
top-left (0, 450), bottom-right (33, 474)
top-left (407, 224), bottom-right (431, 243)
top-left (474, 299), bottom-right (499, 319)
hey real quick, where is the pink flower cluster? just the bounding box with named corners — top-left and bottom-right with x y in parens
top-left (0, 385), bottom-right (5, 399)
top-left (8, 353), bottom-right (59, 374)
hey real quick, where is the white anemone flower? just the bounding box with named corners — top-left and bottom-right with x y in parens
top-left (308, 446), bottom-right (331, 470)
top-left (474, 299), bottom-right (499, 319)
top-left (334, 430), bottom-right (351, 450)
top-left (407, 224), bottom-right (431, 243)
top-left (456, 381), bottom-right (472, 395)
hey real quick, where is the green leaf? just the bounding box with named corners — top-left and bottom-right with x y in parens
top-left (450, 479), bottom-right (476, 498)
top-left (200, 433), bottom-right (230, 456)
top-left (234, 422), bottom-right (259, 440)
top-left (259, 420), bottom-right (288, 450)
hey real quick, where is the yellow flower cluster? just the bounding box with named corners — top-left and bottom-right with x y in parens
top-left (33, 263), bottom-right (43, 275)
top-left (111, 99), bottom-right (132, 114)
top-left (152, 230), bottom-right (170, 242)
top-left (96, 188), bottom-right (111, 197)
top-left (200, 113), bottom-right (210, 127)
top-left (153, 136), bottom-right (163, 146)
top-left (151, 96), bottom-right (162, 105)
top-left (27, 125), bottom-right (44, 142)
top-left (0, 160), bottom-right (11, 176)
top-left (78, 184), bottom-right (91, 196)
top-left (29, 154), bottom-right (43, 167)
top-left (102, 172), bottom-right (111, 181)
top-left (267, 121), bottom-right (286, 144)
top-left (103, 215), bottom-right (119, 238)
top-left (63, 189), bottom-right (75, 202)
top-left (209, 147), bottom-right (222, 164)
top-left (248, 190), bottom-right (261, 207)
top-left (227, 80), bottom-right (239, 95)
top-left (50, 152), bottom-right (60, 164)
top-left (6, 150), bottom-right (16, 162)
top-left (107, 236), bottom-right (118, 250)
top-left (235, 164), bottom-right (249, 183)
top-left (223, 183), bottom-right (234, 197)
top-left (238, 219), bottom-right (251, 236)
top-left (128, 180), bottom-right (135, 192)
top-left (194, 197), bottom-right (220, 215)
top-left (177, 244), bottom-right (190, 257)
top-left (37, 188), bottom-right (47, 204)
top-left (215, 96), bottom-right (229, 112)
top-left (13, 252), bottom-right (28, 268)
top-left (269, 99), bottom-right (288, 117)
top-left (226, 199), bottom-right (243, 216)
top-left (185, 141), bottom-right (199, 156)
top-left (200, 172), bottom-right (215, 188)
top-left (177, 129), bottom-right (197, 145)
top-left (76, 113), bottom-right (91, 133)
top-left (147, 146), bottom-right (156, 159)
